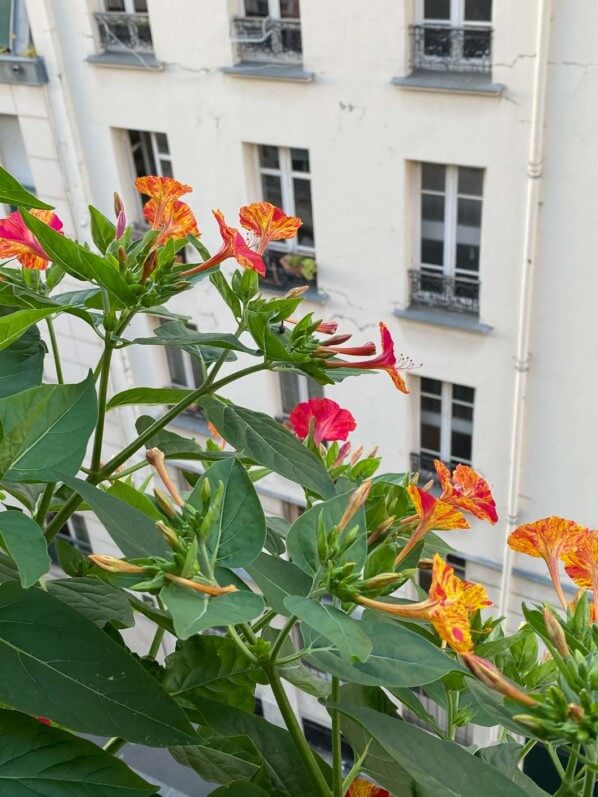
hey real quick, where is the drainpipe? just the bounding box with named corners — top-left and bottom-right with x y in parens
top-left (497, 0), bottom-right (553, 625)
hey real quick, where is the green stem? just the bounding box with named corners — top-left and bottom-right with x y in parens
top-left (227, 625), bottom-right (258, 664)
top-left (265, 664), bottom-right (331, 797)
top-left (547, 744), bottom-right (567, 781)
top-left (517, 737), bottom-right (537, 762)
top-left (103, 736), bottom-right (126, 754)
top-left (105, 460), bottom-right (150, 480)
top-left (582, 746), bottom-right (596, 797)
top-left (44, 363), bottom-right (267, 542)
top-left (35, 482), bottom-right (56, 526)
top-left (251, 609), bottom-right (277, 634)
top-left (270, 615), bottom-right (297, 662)
top-left (446, 689), bottom-right (459, 742)
top-left (147, 625), bottom-right (165, 660)
top-left (554, 745), bottom-right (580, 797)
top-left (90, 339), bottom-right (114, 474)
top-left (46, 317), bottom-right (64, 384)
top-left (198, 539), bottom-right (214, 581)
top-left (330, 676), bottom-right (343, 797)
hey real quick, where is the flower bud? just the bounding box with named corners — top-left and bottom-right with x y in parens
top-left (366, 445), bottom-right (379, 459)
top-left (146, 447), bottom-right (184, 507)
top-left (165, 572), bottom-right (237, 596)
top-left (543, 607), bottom-right (570, 657)
top-left (463, 653), bottom-right (538, 707)
top-left (317, 520), bottom-right (329, 563)
top-left (141, 250), bottom-right (158, 283)
top-left (349, 445), bottom-right (364, 466)
top-left (567, 703), bottom-right (585, 723)
top-left (337, 480), bottom-right (372, 532)
top-left (282, 285), bottom-right (310, 299)
top-left (360, 572), bottom-right (402, 591)
top-left (512, 714), bottom-right (545, 734)
top-left (367, 516), bottom-right (395, 546)
top-left (89, 554), bottom-right (145, 574)
top-left (155, 521), bottom-right (180, 549)
top-left (154, 487), bottom-right (177, 520)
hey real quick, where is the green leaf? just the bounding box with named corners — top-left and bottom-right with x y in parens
top-left (0, 582), bottom-right (197, 745)
top-left (21, 210), bottom-right (136, 306)
top-left (0, 709), bottom-right (158, 796)
top-left (108, 386), bottom-right (195, 411)
top-left (132, 321), bottom-right (258, 356)
top-left (0, 166), bottom-right (51, 208)
top-left (264, 515), bottom-right (289, 555)
top-left (209, 784), bottom-right (270, 797)
top-left (161, 584), bottom-right (264, 640)
top-left (200, 398), bottom-right (335, 499)
top-left (245, 552), bottom-right (311, 616)
top-left (190, 458), bottom-right (266, 568)
top-left (477, 744), bottom-right (550, 797)
top-left (389, 687), bottom-right (444, 736)
top-left (285, 596), bottom-right (372, 663)
top-left (0, 327), bottom-right (44, 399)
top-left (304, 618), bottom-right (464, 687)
top-left (0, 308), bottom-right (55, 351)
top-left (135, 414), bottom-right (231, 463)
top-left (0, 510), bottom-right (50, 587)
top-left (60, 475), bottom-right (168, 558)
top-left (210, 271), bottom-right (242, 319)
top-left (163, 635), bottom-right (263, 711)
top-left (46, 576), bottom-right (135, 627)
top-left (330, 704), bottom-right (535, 797)
top-left (89, 204), bottom-right (116, 253)
top-left (0, 373), bottom-right (98, 482)
top-left (262, 626), bottom-right (331, 699)
top-left (107, 479), bottom-right (163, 522)
top-left (287, 491), bottom-right (367, 576)
top-left (170, 731), bottom-right (262, 787)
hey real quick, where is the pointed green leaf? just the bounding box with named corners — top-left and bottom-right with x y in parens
top-left (135, 414), bottom-right (230, 461)
top-left (0, 325), bottom-right (45, 399)
top-left (0, 308), bottom-right (55, 351)
top-left (209, 784), bottom-right (270, 797)
top-left (161, 584), bottom-right (264, 640)
top-left (170, 731), bottom-right (262, 787)
top-left (0, 709), bottom-right (158, 796)
top-left (46, 576), bottom-right (135, 627)
top-left (0, 373), bottom-right (97, 482)
top-left (285, 596), bottom-right (372, 663)
top-left (200, 398), bottom-right (334, 499)
top-left (132, 320), bottom-right (259, 355)
top-left (0, 511), bottom-right (50, 587)
top-left (245, 553), bottom-right (311, 616)
top-left (60, 475), bottom-right (168, 558)
top-left (89, 204), bottom-right (116, 253)
top-left (0, 582), bottom-right (197, 745)
top-left (0, 166), bottom-right (51, 208)
top-left (108, 386), bottom-right (194, 411)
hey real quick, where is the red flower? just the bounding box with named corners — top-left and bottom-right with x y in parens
top-left (289, 397), bottom-right (356, 446)
top-left (0, 209), bottom-right (63, 270)
top-left (563, 531), bottom-right (598, 620)
top-left (135, 176), bottom-right (199, 246)
top-left (239, 201), bottom-right (301, 253)
top-left (345, 778), bottom-right (389, 797)
top-left (435, 460), bottom-right (498, 524)
top-left (324, 322), bottom-right (414, 393)
top-left (182, 209), bottom-right (266, 277)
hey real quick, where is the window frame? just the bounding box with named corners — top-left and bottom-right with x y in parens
top-left (419, 378), bottom-right (474, 467)
top-left (104, 0), bottom-right (148, 13)
top-left (243, 0), bottom-right (300, 19)
top-left (278, 370), bottom-right (323, 417)
top-left (418, 0), bottom-right (492, 27)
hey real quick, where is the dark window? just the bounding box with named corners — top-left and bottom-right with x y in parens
top-left (49, 514), bottom-right (92, 565)
top-left (279, 371), bottom-right (323, 416)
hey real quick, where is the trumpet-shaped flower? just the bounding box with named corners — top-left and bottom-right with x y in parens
top-left (395, 485), bottom-right (469, 566)
top-left (0, 209), bottom-right (63, 270)
top-left (182, 209), bottom-right (265, 277)
top-left (508, 516), bottom-right (589, 609)
top-left (135, 176), bottom-right (199, 245)
top-left (435, 460), bottom-right (498, 524)
top-left (324, 322), bottom-right (414, 393)
top-left (239, 201), bottom-right (301, 252)
top-left (563, 530), bottom-right (598, 620)
top-left (345, 779), bottom-right (389, 797)
top-left (289, 397), bottom-right (356, 446)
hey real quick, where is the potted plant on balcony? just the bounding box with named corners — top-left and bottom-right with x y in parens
top-left (280, 252), bottom-right (317, 282)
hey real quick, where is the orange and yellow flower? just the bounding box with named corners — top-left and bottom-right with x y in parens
top-left (508, 516), bottom-right (588, 609)
top-left (182, 209), bottom-right (266, 277)
top-left (435, 460), bottom-right (498, 524)
top-left (345, 779), bottom-right (389, 797)
top-left (135, 176), bottom-right (199, 246)
top-left (0, 209), bottom-right (63, 270)
top-left (394, 485), bottom-right (469, 566)
top-left (563, 530), bottom-right (598, 621)
top-left (239, 201), bottom-right (301, 253)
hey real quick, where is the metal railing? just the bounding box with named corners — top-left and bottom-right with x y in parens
top-left (410, 452), bottom-right (446, 486)
top-left (230, 16), bottom-right (302, 63)
top-left (261, 248), bottom-right (317, 292)
top-left (94, 11), bottom-right (154, 54)
top-left (408, 269), bottom-right (480, 315)
top-left (410, 24), bottom-right (492, 73)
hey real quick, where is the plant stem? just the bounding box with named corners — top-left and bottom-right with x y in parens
top-left (270, 615), bottom-right (297, 662)
top-left (446, 689), bottom-right (459, 742)
top-left (547, 744), bottom-right (567, 781)
top-left (90, 339), bottom-right (114, 474)
top-left (330, 675), bottom-right (343, 797)
top-left (582, 746), bottom-right (596, 797)
top-left (554, 745), bottom-right (580, 796)
top-left (198, 539), bottom-right (214, 580)
top-left (265, 664), bottom-right (331, 797)
top-left (103, 736), bottom-right (126, 754)
top-left (251, 609), bottom-right (277, 634)
top-left (517, 737), bottom-right (537, 762)
top-left (46, 317), bottom-right (64, 384)
top-left (147, 625), bottom-right (165, 660)
top-left (227, 624), bottom-right (258, 664)
top-left (35, 482), bottom-right (55, 525)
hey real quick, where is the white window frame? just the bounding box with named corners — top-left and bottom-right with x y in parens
top-left (419, 379), bottom-right (474, 466)
top-left (242, 0), bottom-right (300, 19)
top-left (418, 163), bottom-right (483, 280)
top-left (129, 130), bottom-right (172, 180)
top-left (417, 0), bottom-right (492, 27)
top-left (256, 145), bottom-right (314, 255)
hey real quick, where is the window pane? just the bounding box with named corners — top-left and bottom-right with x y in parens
top-left (129, 129), bottom-right (156, 179)
top-left (458, 167), bottom-right (483, 197)
top-left (258, 144), bottom-right (279, 169)
top-left (155, 132), bottom-right (169, 154)
top-left (280, 371), bottom-right (300, 415)
top-left (421, 194), bottom-right (444, 267)
top-left (105, 0), bottom-right (126, 10)
top-left (190, 356), bottom-right (203, 389)
top-left (291, 148), bottom-right (310, 173)
top-left (164, 344), bottom-right (187, 386)
top-left (280, 0), bottom-right (300, 18)
top-left (244, 0), bottom-right (269, 16)
top-left (421, 377), bottom-right (442, 395)
top-left (422, 193), bottom-right (445, 222)
top-left (262, 174), bottom-right (283, 207)
top-left (0, 0), bottom-right (11, 50)
top-left (423, 0), bottom-right (450, 19)
top-left (452, 402), bottom-right (473, 421)
top-left (293, 178), bottom-right (315, 247)
top-left (453, 384), bottom-right (474, 403)
top-left (308, 378), bottom-right (324, 399)
top-left (159, 158), bottom-right (173, 178)
top-left (464, 0), bottom-right (492, 22)
top-left (456, 198), bottom-right (481, 272)
top-left (421, 422), bottom-right (441, 454)
top-left (421, 163), bottom-right (446, 192)
top-left (451, 430), bottom-right (472, 462)
top-left (421, 386), bottom-right (441, 453)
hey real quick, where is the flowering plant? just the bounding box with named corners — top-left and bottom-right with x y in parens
top-left (0, 167), bottom-right (595, 796)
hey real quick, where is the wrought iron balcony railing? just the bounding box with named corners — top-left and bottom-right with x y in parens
top-left (410, 452), bottom-right (445, 486)
top-left (261, 248), bottom-right (317, 293)
top-left (230, 16), bottom-right (302, 64)
top-left (94, 11), bottom-right (154, 54)
top-left (410, 24), bottom-right (492, 74)
top-left (408, 269), bottom-right (480, 315)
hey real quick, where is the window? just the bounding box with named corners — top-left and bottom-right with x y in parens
top-left (232, 1), bottom-right (302, 64)
top-left (95, 0), bottom-right (153, 56)
top-left (160, 320), bottom-right (203, 391)
top-left (49, 515), bottom-right (92, 565)
top-left (256, 144), bottom-right (316, 290)
top-left (417, 378), bottom-right (474, 478)
top-left (129, 130), bottom-right (172, 182)
top-left (0, 115), bottom-right (35, 210)
top-left (410, 162), bottom-right (482, 314)
top-left (0, 0), bottom-right (31, 56)
top-left (282, 500), bottom-right (304, 523)
top-left (279, 371), bottom-right (323, 417)
top-left (104, 0), bottom-right (148, 11)
top-left (413, 0), bottom-right (493, 72)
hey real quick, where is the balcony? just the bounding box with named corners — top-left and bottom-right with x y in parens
top-left (410, 453), bottom-right (447, 488)
top-left (409, 269), bottom-right (479, 314)
top-left (222, 16), bottom-right (313, 82)
top-left (261, 248), bottom-right (319, 295)
top-left (87, 12), bottom-right (163, 70)
top-left (392, 24), bottom-right (503, 95)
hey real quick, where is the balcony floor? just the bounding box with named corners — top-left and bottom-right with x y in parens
top-left (392, 69), bottom-right (504, 96)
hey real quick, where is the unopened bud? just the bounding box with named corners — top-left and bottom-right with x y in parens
top-left (366, 445), bottom-right (379, 459)
top-left (141, 250), bottom-right (158, 284)
top-left (317, 520), bottom-right (329, 563)
top-left (154, 488), bottom-right (177, 520)
top-left (319, 333), bottom-right (352, 347)
top-left (118, 246), bottom-right (127, 271)
top-left (146, 448), bottom-right (184, 507)
top-left (155, 521), bottom-right (179, 549)
top-left (333, 441), bottom-right (352, 467)
top-left (361, 572), bottom-right (402, 591)
top-left (89, 554), bottom-right (145, 574)
top-left (567, 703), bottom-right (586, 723)
top-left (367, 515), bottom-right (395, 546)
top-left (337, 480), bottom-right (372, 533)
top-left (282, 285), bottom-right (310, 299)
top-left (114, 192), bottom-right (126, 239)
top-left (544, 607), bottom-right (570, 658)
top-left (114, 191), bottom-right (125, 218)
top-left (165, 572), bottom-right (237, 597)
top-left (513, 715), bottom-right (545, 734)
top-left (349, 445), bottom-right (363, 465)
top-left (463, 653), bottom-right (538, 707)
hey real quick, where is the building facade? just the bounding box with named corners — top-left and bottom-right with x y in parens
top-left (1, 0), bottom-right (596, 760)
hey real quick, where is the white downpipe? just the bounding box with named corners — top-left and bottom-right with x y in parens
top-left (497, 0), bottom-right (554, 624)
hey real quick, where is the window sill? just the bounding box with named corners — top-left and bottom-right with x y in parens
top-left (86, 51), bottom-right (164, 71)
top-left (394, 305), bottom-right (492, 334)
top-left (391, 69), bottom-right (504, 96)
top-left (221, 62), bottom-right (314, 82)
top-left (0, 55), bottom-right (48, 85)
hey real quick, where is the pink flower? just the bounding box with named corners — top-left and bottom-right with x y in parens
top-left (289, 397), bottom-right (356, 446)
top-left (0, 209), bottom-right (63, 270)
top-left (182, 209), bottom-right (265, 277)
